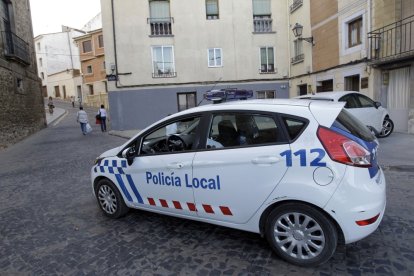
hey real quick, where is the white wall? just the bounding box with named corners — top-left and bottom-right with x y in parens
top-left (47, 70), bottom-right (82, 99)
top-left (101, 0), bottom-right (290, 89)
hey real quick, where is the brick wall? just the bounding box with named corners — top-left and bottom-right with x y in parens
top-left (0, 0), bottom-right (45, 149)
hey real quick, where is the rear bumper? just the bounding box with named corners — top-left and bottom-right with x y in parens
top-left (324, 167), bottom-right (386, 244)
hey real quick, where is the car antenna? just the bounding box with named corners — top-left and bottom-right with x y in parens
top-left (197, 77), bottom-right (222, 106)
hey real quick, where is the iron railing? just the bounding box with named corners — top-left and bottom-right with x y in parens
top-left (253, 17), bottom-right (273, 33)
top-left (147, 17), bottom-right (174, 36)
top-left (1, 30), bottom-right (30, 65)
top-left (291, 53), bottom-right (304, 64)
top-left (290, 0), bottom-right (303, 13)
top-left (368, 15), bottom-right (414, 63)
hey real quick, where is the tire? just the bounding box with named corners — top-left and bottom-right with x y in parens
top-left (378, 117), bottom-right (394, 138)
top-left (265, 203), bottom-right (338, 267)
top-left (95, 179), bottom-right (129, 218)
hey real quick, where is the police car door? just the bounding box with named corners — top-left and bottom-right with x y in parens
top-left (192, 112), bottom-right (289, 223)
top-left (123, 116), bottom-right (201, 216)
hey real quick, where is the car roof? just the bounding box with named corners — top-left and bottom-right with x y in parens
top-left (296, 91), bottom-right (357, 101)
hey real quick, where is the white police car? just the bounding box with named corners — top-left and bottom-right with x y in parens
top-left (91, 99), bottom-right (386, 266)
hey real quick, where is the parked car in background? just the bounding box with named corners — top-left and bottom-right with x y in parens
top-left (296, 91), bottom-right (394, 138)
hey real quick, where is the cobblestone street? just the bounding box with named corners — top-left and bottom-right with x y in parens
top-left (0, 102), bottom-right (413, 275)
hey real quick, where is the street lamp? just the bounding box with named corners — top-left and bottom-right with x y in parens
top-left (292, 23), bottom-right (314, 45)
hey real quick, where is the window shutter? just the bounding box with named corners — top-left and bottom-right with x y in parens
top-left (253, 0), bottom-right (271, 16)
top-left (150, 1), bottom-right (170, 19)
top-left (206, 0), bottom-right (218, 15)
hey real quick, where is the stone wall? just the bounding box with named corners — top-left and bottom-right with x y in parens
top-left (0, 0), bottom-right (45, 149)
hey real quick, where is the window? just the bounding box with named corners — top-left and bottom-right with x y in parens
top-left (86, 65), bottom-right (93, 74)
top-left (102, 61), bottom-right (106, 70)
top-left (339, 94), bottom-right (359, 108)
top-left (292, 39), bottom-right (304, 63)
top-left (253, 0), bottom-right (272, 32)
top-left (257, 90), bottom-right (276, 99)
top-left (39, 58), bottom-right (42, 67)
top-left (140, 116), bottom-right (201, 155)
top-left (206, 0), bottom-right (219, 19)
top-left (82, 40), bottom-right (92, 53)
top-left (37, 42), bottom-right (41, 51)
top-left (282, 117), bottom-right (308, 140)
top-left (316, 79), bottom-right (333, 92)
top-left (98, 35), bottom-right (104, 48)
top-left (41, 72), bottom-right (44, 79)
top-left (177, 92), bottom-right (196, 111)
top-left (260, 47), bottom-right (274, 73)
top-left (149, 0), bottom-right (172, 36)
top-left (208, 48), bottom-right (222, 67)
top-left (207, 113), bottom-right (282, 149)
top-left (344, 75), bottom-right (360, 91)
top-left (88, 84), bottom-right (94, 95)
top-left (348, 17), bottom-right (362, 48)
top-left (152, 45), bottom-right (176, 77)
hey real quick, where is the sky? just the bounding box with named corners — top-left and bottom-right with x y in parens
top-left (30, 0), bottom-right (101, 36)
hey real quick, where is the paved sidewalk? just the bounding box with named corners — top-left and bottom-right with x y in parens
top-left (45, 107), bottom-right (67, 125)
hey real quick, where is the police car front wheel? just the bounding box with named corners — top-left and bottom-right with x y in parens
top-left (95, 179), bottom-right (129, 218)
top-left (265, 203), bottom-right (338, 266)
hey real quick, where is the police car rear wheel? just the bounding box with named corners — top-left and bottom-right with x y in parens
top-left (95, 179), bottom-right (129, 218)
top-left (265, 203), bottom-right (337, 266)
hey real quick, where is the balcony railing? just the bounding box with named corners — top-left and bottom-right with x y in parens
top-left (253, 17), bottom-right (273, 33)
top-left (290, 0), bottom-right (303, 13)
top-left (291, 53), bottom-right (304, 64)
top-left (259, 64), bottom-right (276, 74)
top-left (147, 17), bottom-right (174, 36)
top-left (368, 15), bottom-right (414, 63)
top-left (1, 31), bottom-right (30, 65)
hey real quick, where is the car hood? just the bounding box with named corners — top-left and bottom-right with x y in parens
top-left (99, 146), bottom-right (122, 158)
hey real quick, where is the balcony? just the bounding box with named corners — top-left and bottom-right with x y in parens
top-left (152, 63), bottom-right (176, 78)
top-left (1, 31), bottom-right (30, 65)
top-left (253, 17), bottom-right (273, 33)
top-left (147, 17), bottom-right (174, 36)
top-left (368, 15), bottom-right (414, 64)
top-left (290, 0), bottom-right (303, 13)
top-left (291, 53), bottom-right (304, 64)
top-left (259, 64), bottom-right (276, 74)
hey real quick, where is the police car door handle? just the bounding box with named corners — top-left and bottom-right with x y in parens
top-left (252, 156), bottom-right (280, 165)
top-left (167, 162), bottom-right (185, 169)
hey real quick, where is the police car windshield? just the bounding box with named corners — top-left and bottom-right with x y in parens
top-left (332, 109), bottom-right (375, 142)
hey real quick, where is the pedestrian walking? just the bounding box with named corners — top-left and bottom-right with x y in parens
top-left (47, 97), bottom-right (54, 115)
top-left (97, 104), bottom-right (108, 132)
top-left (76, 106), bottom-right (89, 135)
top-left (71, 96), bottom-right (75, 108)
top-left (77, 97), bottom-right (82, 108)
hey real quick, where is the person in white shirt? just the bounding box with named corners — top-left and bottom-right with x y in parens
top-left (76, 106), bottom-right (89, 135)
top-left (98, 105), bottom-right (108, 132)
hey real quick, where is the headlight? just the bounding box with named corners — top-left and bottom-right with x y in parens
top-left (94, 157), bottom-right (104, 165)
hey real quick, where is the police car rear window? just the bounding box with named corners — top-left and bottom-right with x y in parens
top-left (332, 109), bottom-right (375, 142)
top-left (283, 117), bottom-right (307, 140)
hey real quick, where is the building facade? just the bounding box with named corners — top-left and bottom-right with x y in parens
top-left (74, 28), bottom-right (108, 108)
top-left (101, 0), bottom-right (290, 130)
top-left (46, 69), bottom-right (82, 101)
top-left (34, 26), bottom-right (85, 98)
top-left (368, 0), bottom-right (414, 133)
top-left (0, 0), bottom-right (45, 149)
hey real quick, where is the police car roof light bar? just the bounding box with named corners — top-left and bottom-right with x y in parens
top-left (204, 88), bottom-right (253, 103)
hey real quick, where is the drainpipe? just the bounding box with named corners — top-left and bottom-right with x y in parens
top-left (67, 30), bottom-right (74, 69)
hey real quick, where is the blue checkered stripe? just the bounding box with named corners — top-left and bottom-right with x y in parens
top-left (94, 159), bottom-right (143, 204)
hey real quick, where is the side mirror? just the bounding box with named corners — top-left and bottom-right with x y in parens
top-left (122, 147), bottom-right (136, 165)
top-left (374, 101), bottom-right (382, 109)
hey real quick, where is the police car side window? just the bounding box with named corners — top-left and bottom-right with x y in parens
top-left (206, 113), bottom-right (281, 149)
top-left (140, 117), bottom-right (200, 155)
top-left (283, 118), bottom-right (307, 140)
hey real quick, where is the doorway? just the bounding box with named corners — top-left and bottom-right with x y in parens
top-left (387, 67), bottom-right (410, 132)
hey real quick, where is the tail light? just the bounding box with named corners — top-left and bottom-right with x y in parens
top-left (317, 127), bottom-right (371, 167)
